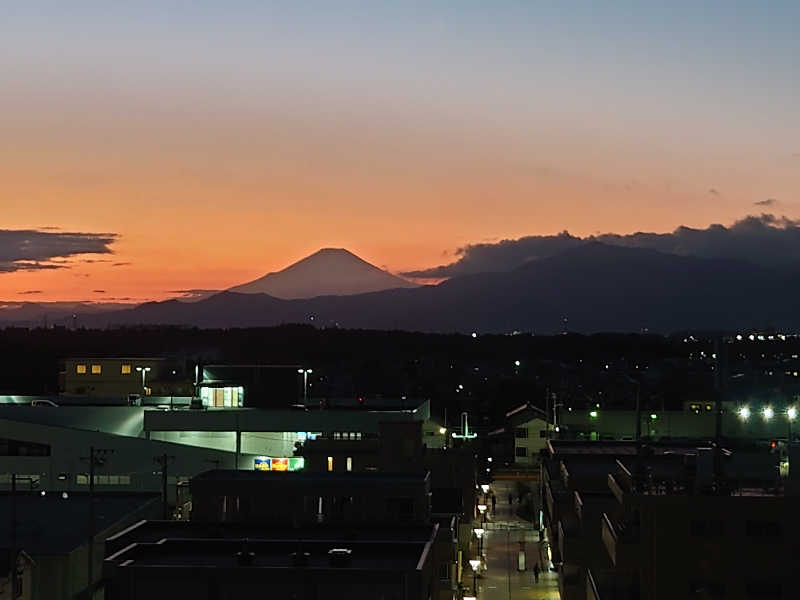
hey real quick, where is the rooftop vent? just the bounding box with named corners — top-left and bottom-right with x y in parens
top-left (236, 539), bottom-right (255, 566)
top-left (290, 551), bottom-right (310, 567)
top-left (328, 547), bottom-right (352, 567)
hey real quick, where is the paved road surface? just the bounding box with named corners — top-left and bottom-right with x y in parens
top-left (470, 479), bottom-right (560, 600)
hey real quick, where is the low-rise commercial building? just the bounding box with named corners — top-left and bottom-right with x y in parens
top-left (0, 492), bottom-right (160, 600)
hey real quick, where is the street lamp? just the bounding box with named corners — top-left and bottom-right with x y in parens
top-left (473, 527), bottom-right (485, 554)
top-left (737, 406), bottom-right (750, 421)
top-left (297, 369), bottom-right (313, 402)
top-left (477, 503), bottom-right (487, 525)
top-left (469, 559), bottom-right (481, 597)
top-left (787, 406), bottom-right (797, 441)
top-left (135, 366), bottom-right (151, 396)
top-left (762, 406), bottom-right (774, 421)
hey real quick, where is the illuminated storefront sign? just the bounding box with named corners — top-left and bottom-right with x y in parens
top-left (254, 456), bottom-right (304, 471)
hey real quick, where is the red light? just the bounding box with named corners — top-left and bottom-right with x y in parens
top-left (770, 440), bottom-right (777, 449)
top-left (358, 397), bottom-right (364, 404)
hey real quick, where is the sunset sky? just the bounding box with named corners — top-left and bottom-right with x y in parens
top-left (2, 1), bottom-right (798, 301)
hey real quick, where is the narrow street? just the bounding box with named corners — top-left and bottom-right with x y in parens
top-left (471, 479), bottom-right (560, 600)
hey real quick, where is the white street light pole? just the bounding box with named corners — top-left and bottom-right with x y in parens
top-left (297, 369), bottom-right (313, 402)
top-left (135, 366), bottom-right (151, 396)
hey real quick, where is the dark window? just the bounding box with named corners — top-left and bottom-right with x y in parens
top-left (515, 446), bottom-right (528, 457)
top-left (689, 520), bottom-right (725, 537)
top-left (746, 521), bottom-right (782, 538)
top-left (515, 427), bottom-right (528, 439)
top-left (745, 581), bottom-right (782, 598)
top-left (689, 581), bottom-right (725, 599)
top-left (539, 429), bottom-right (548, 438)
top-left (0, 438), bottom-right (51, 457)
top-left (386, 497), bottom-right (414, 522)
top-left (438, 561), bottom-right (451, 580)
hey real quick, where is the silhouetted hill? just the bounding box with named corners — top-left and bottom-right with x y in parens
top-left (82, 244), bottom-right (800, 333)
top-left (228, 248), bottom-right (417, 298)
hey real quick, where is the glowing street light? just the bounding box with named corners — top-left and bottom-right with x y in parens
top-left (738, 406), bottom-right (751, 421)
top-left (439, 427), bottom-right (447, 435)
top-left (589, 410), bottom-right (598, 418)
top-left (480, 484), bottom-right (489, 495)
top-left (297, 368), bottom-right (313, 401)
top-left (135, 366), bottom-right (151, 395)
top-left (762, 406), bottom-right (774, 421)
top-left (469, 559), bottom-right (481, 596)
top-left (474, 527), bottom-right (485, 553)
top-left (788, 407), bottom-right (797, 421)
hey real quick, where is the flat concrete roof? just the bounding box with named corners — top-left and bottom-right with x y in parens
top-left (191, 469), bottom-right (429, 486)
top-left (144, 405), bottom-right (428, 433)
top-left (0, 492), bottom-right (159, 555)
top-left (108, 538), bottom-right (429, 571)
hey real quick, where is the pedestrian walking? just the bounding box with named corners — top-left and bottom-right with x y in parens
top-left (533, 562), bottom-right (540, 583)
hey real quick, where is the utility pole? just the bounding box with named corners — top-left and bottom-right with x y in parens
top-left (81, 447), bottom-right (112, 600)
top-left (9, 474), bottom-right (16, 599)
top-left (154, 454), bottom-right (175, 520)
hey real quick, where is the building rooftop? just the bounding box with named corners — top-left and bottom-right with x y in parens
top-left (107, 538), bottom-right (431, 571)
top-left (0, 492), bottom-right (160, 555)
top-left (107, 520), bottom-right (439, 555)
top-left (191, 469), bottom-right (429, 486)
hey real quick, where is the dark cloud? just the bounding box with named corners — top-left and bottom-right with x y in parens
top-left (111, 262), bottom-right (131, 267)
top-left (754, 198), bottom-right (777, 206)
top-left (93, 289), bottom-right (106, 294)
top-left (17, 290), bottom-right (43, 295)
top-left (404, 214), bottom-right (800, 278)
top-left (0, 229), bottom-right (117, 273)
top-left (168, 289), bottom-right (220, 301)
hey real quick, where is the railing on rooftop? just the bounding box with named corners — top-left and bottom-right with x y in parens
top-left (587, 568), bottom-right (602, 600)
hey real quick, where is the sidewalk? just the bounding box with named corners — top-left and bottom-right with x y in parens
top-left (471, 479), bottom-right (560, 600)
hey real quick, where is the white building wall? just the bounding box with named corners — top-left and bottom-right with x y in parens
top-left (513, 418), bottom-right (549, 465)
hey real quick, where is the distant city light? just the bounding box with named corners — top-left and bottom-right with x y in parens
top-left (788, 407), bottom-right (797, 421)
top-left (738, 406), bottom-right (751, 420)
top-left (471, 332), bottom-right (477, 338)
top-left (589, 410), bottom-right (598, 418)
top-left (439, 427), bottom-right (447, 434)
top-left (763, 406), bottom-right (774, 421)
top-left (61, 492), bottom-right (68, 499)
top-left (650, 413), bottom-right (657, 420)
top-left (40, 490), bottom-right (46, 496)
top-left (514, 360), bottom-right (521, 367)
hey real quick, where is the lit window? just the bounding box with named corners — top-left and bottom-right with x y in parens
top-left (119, 475), bottom-right (131, 485)
top-left (327, 456), bottom-right (334, 472)
top-left (76, 365), bottom-right (87, 374)
top-left (346, 457), bottom-right (353, 472)
top-left (76, 474), bottom-right (88, 485)
top-left (91, 365), bottom-right (102, 374)
top-left (121, 364), bottom-right (131, 374)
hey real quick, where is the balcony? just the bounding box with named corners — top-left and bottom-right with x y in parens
top-left (601, 513), bottom-right (638, 568)
top-left (588, 568), bottom-right (639, 600)
top-left (557, 513), bottom-right (584, 566)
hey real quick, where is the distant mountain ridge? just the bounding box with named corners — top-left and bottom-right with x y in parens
top-left (74, 243), bottom-right (800, 333)
top-left (228, 248), bottom-right (418, 299)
